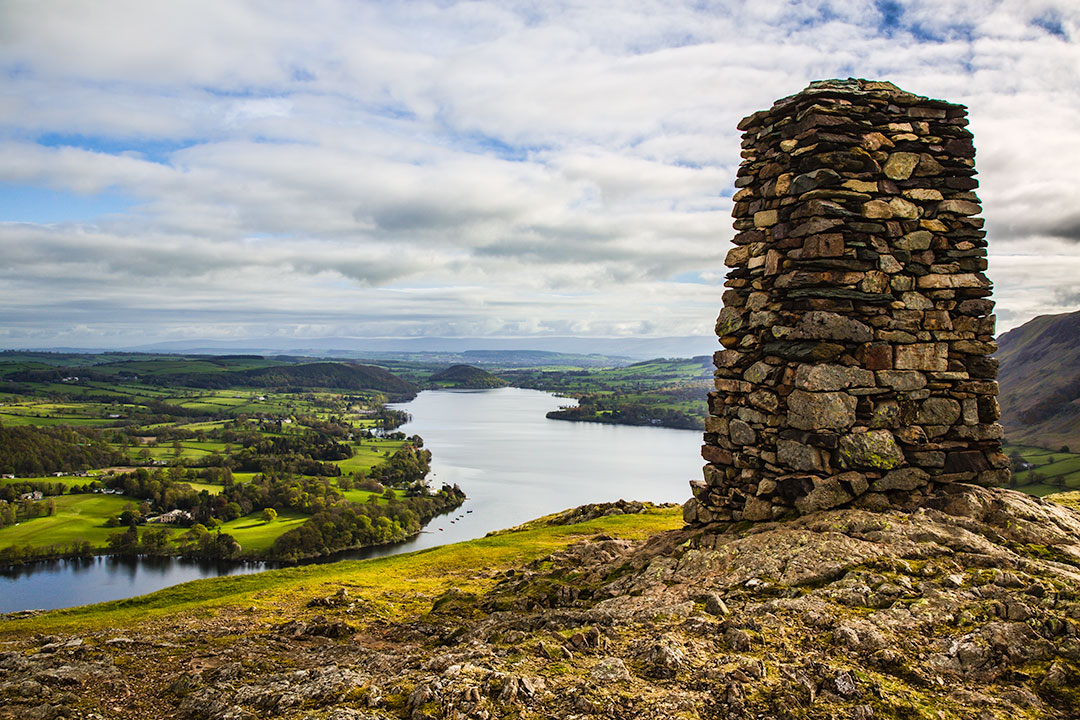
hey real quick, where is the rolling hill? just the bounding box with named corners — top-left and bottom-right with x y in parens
top-left (429, 364), bottom-right (509, 389)
top-left (997, 309), bottom-right (1080, 451)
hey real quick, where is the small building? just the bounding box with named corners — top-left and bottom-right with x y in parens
top-left (18, 491), bottom-right (43, 501)
top-left (148, 509), bottom-right (193, 525)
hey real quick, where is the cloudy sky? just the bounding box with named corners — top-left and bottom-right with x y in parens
top-left (1, 0), bottom-right (1078, 350)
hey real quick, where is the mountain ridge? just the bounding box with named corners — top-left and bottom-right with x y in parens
top-left (997, 309), bottom-right (1080, 450)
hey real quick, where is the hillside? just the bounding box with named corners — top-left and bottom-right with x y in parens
top-left (506, 356), bottom-right (712, 430)
top-left (429, 364), bottom-right (509, 389)
top-left (997, 310), bottom-right (1080, 451)
top-left (241, 362), bottom-right (418, 397)
top-left (2, 487), bottom-right (1079, 719)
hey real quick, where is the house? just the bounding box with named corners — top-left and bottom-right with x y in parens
top-left (18, 491), bottom-right (43, 501)
top-left (148, 509), bottom-right (193, 524)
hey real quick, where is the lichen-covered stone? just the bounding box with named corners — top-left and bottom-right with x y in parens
top-left (837, 430), bottom-right (905, 470)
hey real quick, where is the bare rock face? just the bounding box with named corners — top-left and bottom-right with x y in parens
top-left (690, 79), bottom-right (1008, 526)
top-left (4, 488), bottom-right (1077, 720)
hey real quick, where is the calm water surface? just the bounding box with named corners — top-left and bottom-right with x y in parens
top-left (1, 388), bottom-right (701, 613)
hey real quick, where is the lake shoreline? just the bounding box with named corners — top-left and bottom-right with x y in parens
top-left (2, 388), bottom-right (702, 613)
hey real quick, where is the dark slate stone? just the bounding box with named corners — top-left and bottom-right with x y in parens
top-left (785, 288), bottom-right (894, 304)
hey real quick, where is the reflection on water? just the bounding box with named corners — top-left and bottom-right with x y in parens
top-left (2, 388), bottom-right (702, 613)
top-left (0, 554), bottom-right (269, 614)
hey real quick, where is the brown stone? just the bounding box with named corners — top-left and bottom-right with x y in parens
top-left (791, 311), bottom-right (874, 343)
top-left (787, 390), bottom-right (857, 431)
top-left (858, 343), bottom-right (893, 370)
top-left (872, 467), bottom-right (930, 491)
top-left (702, 445), bottom-right (733, 466)
top-left (914, 153), bottom-right (944, 176)
top-left (725, 245), bottom-right (751, 267)
top-left (917, 273), bottom-right (986, 289)
top-left (802, 233), bottom-right (844, 258)
top-left (883, 152), bottom-right (920, 180)
top-left (894, 343), bottom-right (948, 371)
top-left (876, 370), bottom-right (927, 391)
top-left (794, 474), bottom-right (855, 513)
top-left (916, 397), bottom-right (962, 425)
top-left (794, 364), bottom-right (875, 392)
top-left (862, 200), bottom-right (893, 219)
top-left (889, 198), bottom-right (919, 219)
top-left (754, 209), bottom-right (779, 227)
top-left (777, 439), bottom-right (828, 472)
top-left (729, 419), bottom-right (757, 446)
top-left (938, 199), bottom-right (981, 216)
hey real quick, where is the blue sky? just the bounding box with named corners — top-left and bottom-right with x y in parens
top-left (1, 0), bottom-right (1078, 348)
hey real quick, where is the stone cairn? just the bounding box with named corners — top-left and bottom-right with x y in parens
top-left (685, 79), bottom-right (1010, 525)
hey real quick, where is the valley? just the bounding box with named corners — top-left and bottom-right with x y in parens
top-left (0, 353), bottom-right (461, 567)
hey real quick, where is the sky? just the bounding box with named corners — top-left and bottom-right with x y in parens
top-left (1, 0), bottom-right (1078, 350)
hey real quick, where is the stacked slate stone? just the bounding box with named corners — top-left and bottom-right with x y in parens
top-left (685, 78), bottom-right (1010, 525)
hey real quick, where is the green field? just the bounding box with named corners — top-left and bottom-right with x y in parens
top-left (1003, 444), bottom-right (1080, 496)
top-left (220, 509), bottom-right (309, 552)
top-left (0, 506), bottom-right (683, 634)
top-left (0, 494), bottom-right (136, 549)
top-left (502, 357), bottom-right (712, 430)
top-left (333, 439), bottom-right (405, 473)
top-left (0, 475), bottom-right (102, 489)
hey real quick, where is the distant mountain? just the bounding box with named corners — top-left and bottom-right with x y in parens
top-left (121, 361), bottom-right (419, 398)
top-left (110, 335), bottom-right (718, 361)
top-left (240, 362), bottom-right (418, 397)
top-left (429, 364), bottom-right (508, 389)
top-left (997, 310), bottom-right (1080, 450)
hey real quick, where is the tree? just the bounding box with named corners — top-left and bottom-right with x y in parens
top-left (261, 507), bottom-right (278, 523)
top-left (1061, 445), bottom-right (1072, 454)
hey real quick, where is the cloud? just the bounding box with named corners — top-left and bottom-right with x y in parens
top-left (1, 0), bottom-right (1079, 345)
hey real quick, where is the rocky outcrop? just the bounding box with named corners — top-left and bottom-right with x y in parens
top-left (690, 79), bottom-right (1008, 526)
top-left (2, 488), bottom-right (1078, 719)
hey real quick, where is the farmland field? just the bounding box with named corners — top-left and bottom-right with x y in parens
top-left (0, 353), bottom-right (447, 563)
top-left (1003, 444), bottom-right (1080, 495)
top-left (0, 494), bottom-right (136, 549)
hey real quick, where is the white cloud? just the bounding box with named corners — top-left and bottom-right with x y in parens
top-left (0, 0), bottom-right (1078, 346)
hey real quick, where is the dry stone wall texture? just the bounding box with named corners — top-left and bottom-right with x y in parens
top-left (685, 79), bottom-right (1010, 525)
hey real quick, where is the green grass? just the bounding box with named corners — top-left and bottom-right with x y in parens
top-left (0, 411), bottom-right (114, 427)
top-left (333, 439), bottom-right (405, 473)
top-left (178, 481), bottom-right (223, 494)
top-left (1004, 443), bottom-right (1080, 494)
top-left (0, 506), bottom-right (684, 634)
top-left (0, 475), bottom-right (100, 489)
top-left (340, 489), bottom-right (381, 505)
top-left (220, 509), bottom-right (308, 552)
top-left (0, 494), bottom-right (135, 549)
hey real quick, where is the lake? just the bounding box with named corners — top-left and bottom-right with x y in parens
top-left (1, 388), bottom-right (702, 613)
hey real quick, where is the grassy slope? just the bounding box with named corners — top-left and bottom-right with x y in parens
top-left (0, 506), bottom-right (684, 636)
top-left (503, 357), bottom-right (712, 428)
top-left (220, 509), bottom-right (309, 552)
top-left (0, 494), bottom-right (134, 548)
top-left (997, 309), bottom-right (1080, 450)
top-left (1004, 444), bottom-right (1080, 495)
